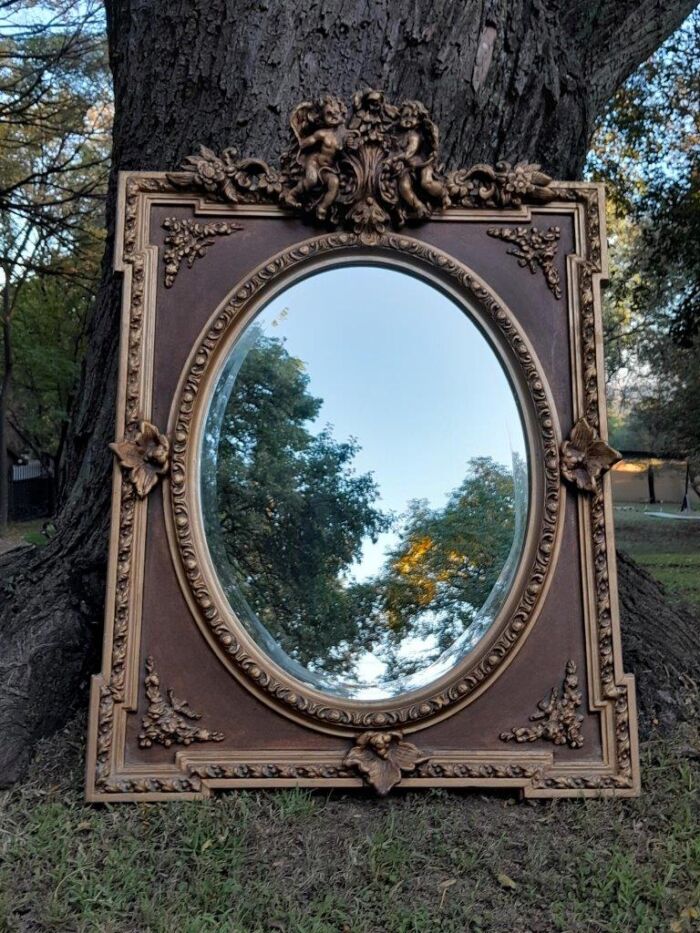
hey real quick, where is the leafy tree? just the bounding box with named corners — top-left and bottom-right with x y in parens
top-left (587, 11), bottom-right (699, 487)
top-left (208, 331), bottom-right (390, 673)
top-left (0, 0), bottom-right (110, 529)
top-left (1, 0), bottom-right (696, 784)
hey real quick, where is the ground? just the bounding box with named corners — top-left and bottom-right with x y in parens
top-left (0, 506), bottom-right (698, 932)
top-left (0, 519), bottom-right (46, 556)
top-left (614, 504), bottom-right (700, 609)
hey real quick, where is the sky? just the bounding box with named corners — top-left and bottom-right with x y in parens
top-left (243, 264), bottom-right (528, 579)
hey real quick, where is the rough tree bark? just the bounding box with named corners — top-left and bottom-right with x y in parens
top-left (1, 0), bottom-right (697, 786)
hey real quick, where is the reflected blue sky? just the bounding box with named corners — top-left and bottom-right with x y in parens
top-left (253, 265), bottom-right (527, 579)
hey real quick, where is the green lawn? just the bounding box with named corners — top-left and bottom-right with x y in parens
top-left (0, 504), bottom-right (698, 932)
top-left (0, 718), bottom-right (698, 933)
top-left (614, 504), bottom-right (700, 608)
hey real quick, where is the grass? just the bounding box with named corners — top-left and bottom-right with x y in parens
top-left (0, 519), bottom-right (49, 556)
top-left (0, 502), bottom-right (697, 931)
top-left (614, 503), bottom-right (700, 608)
top-left (0, 718), bottom-right (698, 932)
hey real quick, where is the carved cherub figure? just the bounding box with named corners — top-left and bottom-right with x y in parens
top-left (392, 100), bottom-right (450, 216)
top-left (282, 95), bottom-right (347, 220)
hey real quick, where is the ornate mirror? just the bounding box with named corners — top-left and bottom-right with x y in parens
top-left (87, 90), bottom-right (639, 800)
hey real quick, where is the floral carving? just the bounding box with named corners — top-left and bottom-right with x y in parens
top-left (109, 420), bottom-right (169, 498)
top-left (162, 217), bottom-right (243, 287)
top-left (487, 225), bottom-right (562, 298)
top-left (169, 91), bottom-right (557, 243)
top-left (138, 657), bottom-right (224, 749)
top-left (500, 660), bottom-right (584, 748)
top-left (168, 145), bottom-right (281, 203)
top-left (560, 417), bottom-right (622, 493)
top-left (343, 731), bottom-right (428, 795)
top-left (447, 161), bottom-right (556, 209)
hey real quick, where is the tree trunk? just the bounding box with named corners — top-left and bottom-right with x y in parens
top-left (0, 0), bottom-right (697, 786)
top-left (0, 270), bottom-right (12, 533)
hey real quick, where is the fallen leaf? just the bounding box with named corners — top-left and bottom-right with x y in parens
top-left (496, 871), bottom-right (518, 890)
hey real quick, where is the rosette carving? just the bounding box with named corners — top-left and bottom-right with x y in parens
top-left (169, 91), bottom-right (556, 242)
top-left (561, 418), bottom-right (622, 493)
top-left (109, 420), bottom-right (169, 498)
top-left (448, 161), bottom-right (556, 208)
top-left (344, 731), bottom-right (428, 795)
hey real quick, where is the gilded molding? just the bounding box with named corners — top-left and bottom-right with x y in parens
top-left (138, 657), bottom-right (224, 749)
top-left (343, 731), bottom-right (428, 795)
top-left (87, 94), bottom-right (638, 799)
top-left (560, 417), bottom-right (621, 493)
top-left (487, 225), bottom-right (562, 298)
top-left (162, 216), bottom-right (243, 287)
top-left (169, 232), bottom-right (561, 731)
top-left (168, 91), bottom-right (556, 242)
top-left (500, 660), bottom-right (584, 748)
top-left (110, 420), bottom-right (170, 498)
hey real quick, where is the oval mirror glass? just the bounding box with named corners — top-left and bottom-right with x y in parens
top-left (201, 265), bottom-right (529, 700)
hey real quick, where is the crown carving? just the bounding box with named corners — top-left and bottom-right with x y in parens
top-left (168, 90), bottom-right (557, 243)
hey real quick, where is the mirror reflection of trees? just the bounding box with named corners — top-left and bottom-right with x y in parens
top-left (209, 333), bottom-right (525, 684)
top-left (210, 331), bottom-right (390, 670)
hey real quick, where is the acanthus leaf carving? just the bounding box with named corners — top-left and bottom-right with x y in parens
top-left (343, 731), bottom-right (428, 795)
top-left (560, 417), bottom-right (621, 493)
top-left (500, 660), bottom-right (584, 748)
top-left (169, 91), bottom-right (557, 242)
top-left (162, 217), bottom-right (243, 287)
top-left (109, 420), bottom-right (169, 498)
top-left (487, 224), bottom-right (562, 298)
top-left (138, 657), bottom-right (224, 749)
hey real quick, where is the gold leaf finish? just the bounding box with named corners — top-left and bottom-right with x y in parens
top-left (138, 657), bottom-right (224, 749)
top-left (560, 417), bottom-right (622, 493)
top-left (344, 731), bottom-right (428, 795)
top-left (109, 420), bottom-right (169, 498)
top-left (500, 660), bottom-right (584, 748)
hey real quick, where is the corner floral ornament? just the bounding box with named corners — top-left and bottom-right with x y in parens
top-left (344, 731), bottom-right (428, 795)
top-left (138, 657), bottom-right (224, 749)
top-left (500, 660), bottom-right (584, 749)
top-left (110, 421), bottom-right (170, 498)
top-left (560, 417), bottom-right (621, 494)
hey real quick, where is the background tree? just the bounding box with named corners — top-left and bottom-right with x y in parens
top-left (0, 0), bottom-right (697, 785)
top-left (588, 12), bottom-right (699, 489)
top-left (0, 0), bottom-right (109, 529)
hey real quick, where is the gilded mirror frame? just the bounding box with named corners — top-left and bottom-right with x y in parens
top-left (86, 90), bottom-right (639, 800)
top-left (168, 240), bottom-right (558, 732)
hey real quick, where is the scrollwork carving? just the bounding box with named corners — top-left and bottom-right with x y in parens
top-left (487, 225), bottom-right (562, 298)
top-left (344, 731), bottom-right (428, 795)
top-left (500, 660), bottom-right (584, 748)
